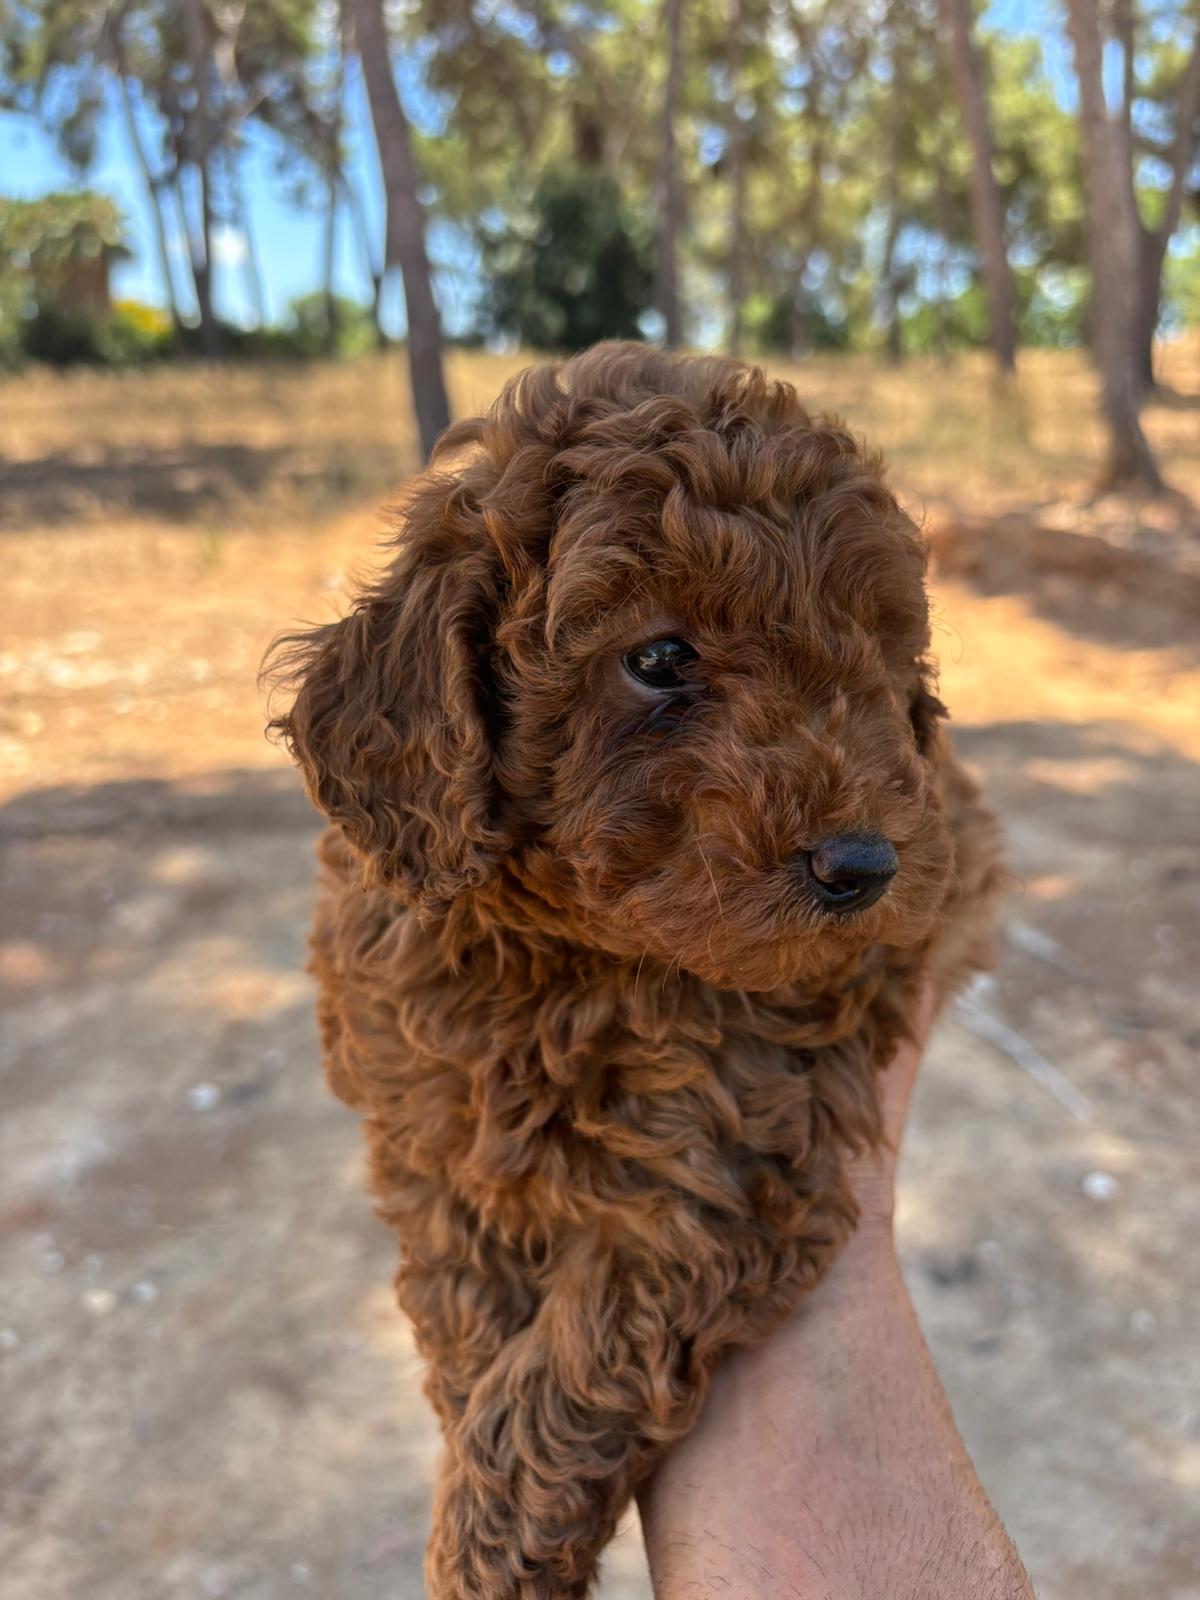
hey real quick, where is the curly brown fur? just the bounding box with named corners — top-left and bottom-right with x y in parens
top-left (267, 342), bottom-right (1002, 1599)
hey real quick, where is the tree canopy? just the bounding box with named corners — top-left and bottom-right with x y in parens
top-left (2, 0), bottom-right (1198, 482)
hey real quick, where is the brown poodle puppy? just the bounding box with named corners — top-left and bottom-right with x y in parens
top-left (269, 343), bottom-right (1002, 1599)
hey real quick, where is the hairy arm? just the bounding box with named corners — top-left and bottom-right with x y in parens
top-left (639, 999), bottom-right (1035, 1600)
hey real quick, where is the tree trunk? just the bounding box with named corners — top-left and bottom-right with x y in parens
top-left (727, 115), bottom-right (747, 356)
top-left (342, 174), bottom-right (387, 348)
top-left (527, 0), bottom-right (606, 166)
top-left (1134, 30), bottom-right (1200, 391)
top-left (881, 130), bottom-right (903, 364)
top-left (933, 130), bottom-right (953, 362)
top-left (724, 0), bottom-right (749, 356)
top-left (937, 0), bottom-right (1016, 372)
top-left (1064, 0), bottom-right (1161, 491)
top-left (229, 155), bottom-right (266, 329)
top-left (182, 0), bottom-right (221, 358)
top-left (112, 62), bottom-right (185, 345)
top-left (1136, 231), bottom-right (1167, 392)
top-left (322, 13), bottom-right (346, 357)
top-left (336, 6), bottom-right (384, 347)
top-left (350, 0), bottom-right (450, 460)
top-left (170, 171), bottom-right (209, 345)
top-left (656, 0), bottom-right (685, 347)
top-left (880, 26), bottom-right (905, 366)
top-left (242, 211), bottom-right (265, 332)
top-left (1113, 0), bottom-right (1137, 156)
top-left (789, 121), bottom-right (825, 358)
top-left (323, 168), bottom-right (339, 357)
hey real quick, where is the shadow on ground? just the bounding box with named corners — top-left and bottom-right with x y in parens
top-left (0, 442), bottom-right (400, 530)
top-left (0, 732), bottom-right (1197, 1599)
top-left (929, 509), bottom-right (1200, 654)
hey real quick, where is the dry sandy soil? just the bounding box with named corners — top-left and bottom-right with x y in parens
top-left (1, 346), bottom-right (1198, 1600)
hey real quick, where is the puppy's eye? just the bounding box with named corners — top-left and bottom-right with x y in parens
top-left (625, 637), bottom-right (698, 689)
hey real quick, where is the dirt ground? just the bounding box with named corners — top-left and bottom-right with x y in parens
top-left (1, 348), bottom-right (1198, 1600)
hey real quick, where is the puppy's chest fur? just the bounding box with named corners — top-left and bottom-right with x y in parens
top-left (310, 740), bottom-right (997, 1269)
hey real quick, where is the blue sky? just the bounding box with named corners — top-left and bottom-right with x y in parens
top-left (0, 54), bottom-right (484, 335)
top-left (0, 2), bottom-right (1071, 336)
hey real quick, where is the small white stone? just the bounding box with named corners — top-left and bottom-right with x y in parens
top-left (131, 1279), bottom-right (159, 1305)
top-left (200, 1569), bottom-right (228, 1598)
top-left (1082, 1170), bottom-right (1119, 1202)
top-left (187, 1082), bottom-right (221, 1111)
top-left (83, 1288), bottom-right (117, 1316)
top-left (0, 1327), bottom-right (19, 1351)
top-left (978, 1239), bottom-right (1003, 1264)
top-left (289, 1562), bottom-right (312, 1586)
top-left (1131, 1308), bottom-right (1156, 1337)
top-left (84, 1253), bottom-right (105, 1278)
top-left (1006, 920), bottom-right (1068, 965)
top-left (42, 1249), bottom-right (65, 1275)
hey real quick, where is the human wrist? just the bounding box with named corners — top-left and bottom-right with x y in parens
top-left (844, 1136), bottom-right (900, 1226)
top-left (676, 1211), bottom-right (904, 1450)
top-left (640, 1229), bottom-right (911, 1598)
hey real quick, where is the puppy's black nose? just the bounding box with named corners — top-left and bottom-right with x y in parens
top-left (801, 833), bottom-right (898, 914)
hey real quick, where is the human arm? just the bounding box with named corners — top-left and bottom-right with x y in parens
top-left (638, 993), bottom-right (1035, 1600)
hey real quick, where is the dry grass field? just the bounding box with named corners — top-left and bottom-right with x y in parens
top-left (2, 344), bottom-right (1198, 1600)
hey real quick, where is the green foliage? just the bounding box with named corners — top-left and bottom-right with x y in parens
top-left (103, 298), bottom-right (173, 360)
top-left (0, 191), bottom-right (127, 279)
top-left (1163, 240), bottom-right (1200, 332)
top-left (1014, 264), bottom-right (1090, 348)
top-left (19, 301), bottom-right (103, 364)
top-left (744, 289), bottom-right (850, 355)
top-left (282, 292), bottom-right (380, 359)
top-left (477, 165), bottom-right (655, 351)
top-left (0, 193), bottom-right (164, 368)
top-left (0, 302), bottom-right (24, 369)
top-left (1, 0), bottom-right (327, 351)
top-left (7, 298), bottom-right (172, 367)
top-left (3, 0), bottom-right (1198, 366)
top-left (893, 282), bottom-right (987, 356)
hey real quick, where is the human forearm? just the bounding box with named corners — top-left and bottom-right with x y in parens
top-left (639, 1221), bottom-right (1034, 1600)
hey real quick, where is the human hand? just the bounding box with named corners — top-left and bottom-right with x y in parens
top-left (844, 980), bottom-right (937, 1235)
top-left (640, 982), bottom-right (1036, 1600)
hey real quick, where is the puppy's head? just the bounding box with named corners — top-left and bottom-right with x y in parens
top-left (271, 343), bottom-right (952, 991)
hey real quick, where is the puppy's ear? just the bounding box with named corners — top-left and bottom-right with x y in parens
top-left (909, 675), bottom-right (948, 757)
top-left (269, 518), bottom-right (508, 912)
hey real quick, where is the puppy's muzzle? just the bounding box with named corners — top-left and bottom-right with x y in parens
top-left (798, 833), bottom-right (899, 914)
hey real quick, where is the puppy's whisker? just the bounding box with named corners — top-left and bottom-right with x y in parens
top-left (695, 848), bottom-right (724, 968)
top-left (633, 941), bottom-right (652, 1005)
top-left (660, 949), bottom-right (685, 995)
